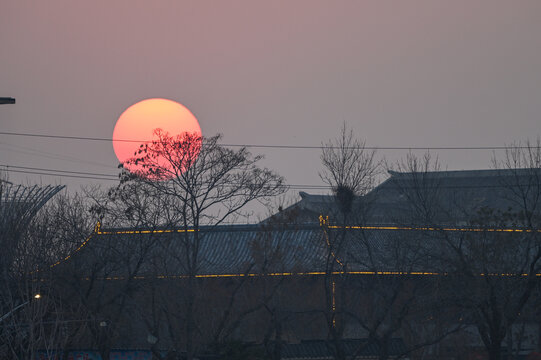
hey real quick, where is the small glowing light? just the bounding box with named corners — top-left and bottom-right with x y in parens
top-left (34, 294), bottom-right (41, 299)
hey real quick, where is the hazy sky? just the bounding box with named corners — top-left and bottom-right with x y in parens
top-left (2, 1), bottom-right (541, 196)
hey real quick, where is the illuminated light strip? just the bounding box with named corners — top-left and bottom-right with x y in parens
top-left (97, 228), bottom-right (197, 235)
top-left (45, 222), bottom-right (100, 270)
top-left (319, 215), bottom-right (541, 233)
top-left (94, 272), bottom-right (541, 279)
top-left (320, 216), bottom-right (345, 267)
top-left (95, 218), bottom-right (541, 236)
top-left (327, 225), bottom-right (541, 233)
top-left (47, 271), bottom-right (541, 282)
top-left (332, 280), bottom-right (337, 328)
top-left (79, 271), bottom-right (541, 281)
top-left (324, 228), bottom-right (344, 267)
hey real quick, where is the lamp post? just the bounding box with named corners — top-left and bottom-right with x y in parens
top-left (0, 294), bottom-right (41, 322)
top-left (0, 97), bottom-right (15, 105)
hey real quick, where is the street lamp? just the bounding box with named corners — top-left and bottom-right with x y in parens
top-left (0, 294), bottom-right (41, 322)
top-left (0, 97), bottom-right (16, 105)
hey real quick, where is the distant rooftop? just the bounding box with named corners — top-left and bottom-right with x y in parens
top-left (281, 167), bottom-right (541, 225)
top-left (387, 167), bottom-right (541, 179)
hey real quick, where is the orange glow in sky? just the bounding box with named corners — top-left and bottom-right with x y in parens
top-left (112, 98), bottom-right (202, 174)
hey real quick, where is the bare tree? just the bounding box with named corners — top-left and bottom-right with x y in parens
top-left (317, 152), bottom-right (461, 360)
top-left (49, 185), bottom-right (179, 360)
top-left (378, 153), bottom-right (466, 360)
top-left (388, 143), bottom-right (541, 360)
top-left (319, 124), bottom-right (380, 359)
top-left (457, 139), bottom-right (541, 360)
top-left (320, 123), bottom-right (379, 201)
top-left (118, 130), bottom-right (285, 360)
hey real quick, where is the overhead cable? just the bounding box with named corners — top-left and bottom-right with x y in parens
top-left (0, 131), bottom-right (536, 150)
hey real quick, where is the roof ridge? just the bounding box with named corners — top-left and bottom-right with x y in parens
top-left (98, 222), bottom-right (322, 234)
top-left (388, 168), bottom-right (540, 178)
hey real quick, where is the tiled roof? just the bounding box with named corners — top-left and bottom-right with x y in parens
top-left (77, 224), bottom-right (328, 277)
top-left (70, 220), bottom-right (537, 278)
top-left (286, 168), bottom-right (541, 225)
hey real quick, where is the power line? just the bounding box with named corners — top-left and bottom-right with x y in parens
top-left (2, 164), bottom-right (537, 192)
top-left (1, 165), bottom-right (118, 178)
top-left (3, 169), bottom-right (118, 181)
top-left (0, 141), bottom-right (113, 168)
top-left (0, 131), bottom-right (535, 150)
top-left (0, 131), bottom-right (139, 143)
top-left (4, 166), bottom-right (538, 194)
top-left (0, 164), bottom-right (330, 188)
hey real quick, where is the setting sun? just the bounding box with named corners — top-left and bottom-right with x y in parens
top-left (112, 98), bottom-right (202, 174)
